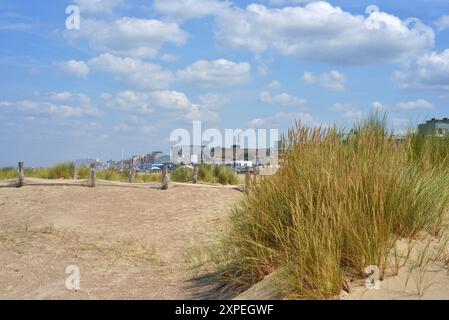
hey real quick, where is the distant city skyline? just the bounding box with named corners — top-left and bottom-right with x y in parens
top-left (1, 0), bottom-right (449, 167)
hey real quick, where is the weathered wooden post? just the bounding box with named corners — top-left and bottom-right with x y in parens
top-left (72, 165), bottom-right (77, 180)
top-left (161, 164), bottom-right (169, 190)
top-left (129, 167), bottom-right (136, 183)
top-left (245, 166), bottom-right (250, 194)
top-left (252, 164), bottom-right (257, 182)
top-left (90, 163), bottom-right (96, 187)
top-left (193, 165), bottom-right (198, 184)
top-left (17, 162), bottom-right (24, 188)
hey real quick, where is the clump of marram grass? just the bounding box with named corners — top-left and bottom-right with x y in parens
top-left (47, 163), bottom-right (75, 179)
top-left (170, 167), bottom-right (193, 182)
top-left (170, 165), bottom-right (239, 184)
top-left (199, 165), bottom-right (239, 185)
top-left (211, 114), bottom-right (449, 299)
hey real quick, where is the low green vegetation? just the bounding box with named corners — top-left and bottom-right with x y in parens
top-left (170, 167), bottom-right (193, 183)
top-left (170, 164), bottom-right (239, 185)
top-left (0, 167), bottom-right (17, 180)
top-left (198, 164), bottom-right (239, 185)
top-left (0, 163), bottom-right (160, 183)
top-left (210, 114), bottom-right (449, 299)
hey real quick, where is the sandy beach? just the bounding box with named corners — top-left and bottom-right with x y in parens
top-left (0, 184), bottom-right (241, 299)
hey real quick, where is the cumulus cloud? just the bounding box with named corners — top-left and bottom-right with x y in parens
top-left (259, 90), bottom-right (306, 107)
top-left (247, 111), bottom-right (314, 129)
top-left (198, 93), bottom-right (230, 109)
top-left (215, 2), bottom-right (434, 64)
top-left (267, 80), bottom-right (282, 89)
top-left (154, 0), bottom-right (231, 20)
top-left (394, 49), bottom-right (449, 91)
top-left (1, 92), bottom-right (101, 118)
top-left (101, 90), bottom-right (191, 114)
top-left (436, 15), bottom-right (449, 31)
top-left (303, 70), bottom-right (345, 91)
top-left (176, 59), bottom-right (251, 87)
top-left (268, 0), bottom-right (318, 5)
top-left (89, 53), bottom-right (173, 90)
top-left (101, 90), bottom-right (219, 122)
top-left (64, 17), bottom-right (188, 58)
top-left (397, 99), bottom-right (434, 110)
top-left (185, 105), bottom-right (219, 122)
top-left (73, 0), bottom-right (123, 14)
top-left (54, 60), bottom-right (89, 78)
top-left (160, 53), bottom-right (180, 62)
top-left (371, 101), bottom-right (387, 112)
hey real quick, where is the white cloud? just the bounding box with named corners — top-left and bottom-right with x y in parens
top-left (394, 49), bottom-right (449, 91)
top-left (215, 2), bottom-right (434, 64)
top-left (150, 90), bottom-right (193, 110)
top-left (64, 17), bottom-right (188, 58)
top-left (113, 123), bottom-right (131, 133)
top-left (329, 103), bottom-right (364, 120)
top-left (1, 93), bottom-right (101, 118)
top-left (141, 126), bottom-right (157, 134)
top-left (185, 104), bottom-right (219, 122)
top-left (198, 93), bottom-right (230, 109)
top-left (73, 0), bottom-right (123, 14)
top-left (260, 90), bottom-right (305, 107)
top-left (397, 99), bottom-right (434, 110)
top-left (101, 91), bottom-right (153, 114)
top-left (371, 101), bottom-right (387, 112)
top-left (247, 111), bottom-right (314, 128)
top-left (0, 101), bottom-right (12, 108)
top-left (257, 63), bottom-right (270, 77)
top-left (101, 90), bottom-right (192, 114)
top-left (54, 60), bottom-right (89, 78)
top-left (176, 59), bottom-right (251, 87)
top-left (154, 0), bottom-right (231, 20)
top-left (436, 15), bottom-right (449, 31)
top-left (160, 53), bottom-right (180, 62)
top-left (89, 53), bottom-right (173, 90)
top-left (267, 80), bottom-right (282, 89)
top-left (303, 70), bottom-right (345, 91)
top-left (268, 0), bottom-right (318, 5)
top-left (101, 89), bottom-right (219, 123)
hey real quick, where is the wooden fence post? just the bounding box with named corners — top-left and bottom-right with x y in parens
top-left (193, 165), bottom-right (198, 184)
top-left (162, 164), bottom-right (169, 190)
top-left (72, 165), bottom-right (77, 180)
top-left (17, 162), bottom-right (24, 188)
top-left (90, 164), bottom-right (96, 187)
top-left (245, 166), bottom-right (250, 194)
top-left (129, 167), bottom-right (136, 183)
top-left (252, 164), bottom-right (257, 182)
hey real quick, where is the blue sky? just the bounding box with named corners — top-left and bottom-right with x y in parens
top-left (1, 0), bottom-right (449, 167)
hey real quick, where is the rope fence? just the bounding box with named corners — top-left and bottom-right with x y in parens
top-left (0, 162), bottom-right (255, 192)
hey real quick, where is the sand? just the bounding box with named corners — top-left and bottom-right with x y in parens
top-left (2, 182), bottom-right (449, 300)
top-left (0, 183), bottom-right (241, 299)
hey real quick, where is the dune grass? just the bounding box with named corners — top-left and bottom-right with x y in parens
top-left (170, 165), bottom-right (239, 185)
top-left (211, 114), bottom-right (449, 299)
top-left (0, 168), bottom-right (16, 180)
top-left (0, 163), bottom-right (161, 183)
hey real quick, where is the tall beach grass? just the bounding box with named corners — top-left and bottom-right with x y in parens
top-left (211, 114), bottom-right (449, 299)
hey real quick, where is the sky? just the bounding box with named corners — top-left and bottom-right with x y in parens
top-left (0, 0), bottom-right (449, 167)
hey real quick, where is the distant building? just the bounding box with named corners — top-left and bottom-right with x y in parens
top-left (418, 118), bottom-right (449, 136)
top-left (171, 145), bottom-right (278, 166)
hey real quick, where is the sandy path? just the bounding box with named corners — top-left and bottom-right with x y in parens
top-left (0, 184), bottom-right (241, 299)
